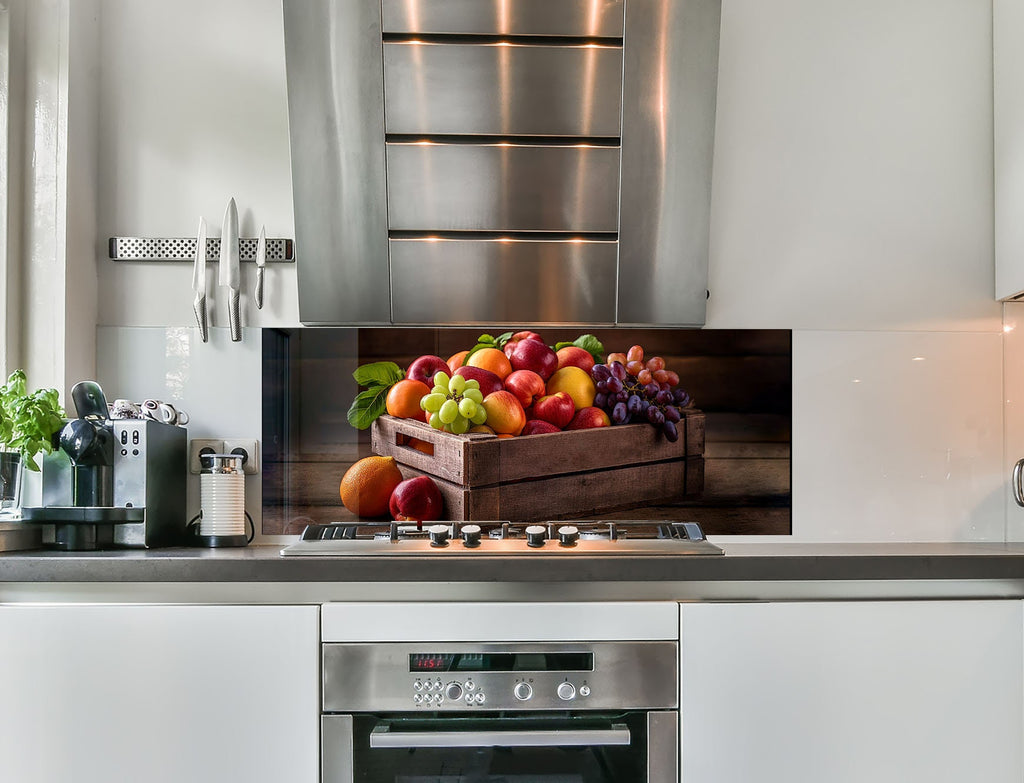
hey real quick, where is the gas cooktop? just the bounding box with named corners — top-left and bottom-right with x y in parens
top-left (279, 519), bottom-right (723, 557)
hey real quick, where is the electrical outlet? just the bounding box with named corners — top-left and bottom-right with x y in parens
top-left (189, 439), bottom-right (224, 474)
top-left (223, 438), bottom-right (259, 475)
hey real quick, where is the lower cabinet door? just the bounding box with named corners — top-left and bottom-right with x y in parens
top-left (0, 604), bottom-right (319, 783)
top-left (680, 600), bottom-right (1023, 783)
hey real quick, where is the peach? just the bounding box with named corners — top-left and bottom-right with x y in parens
top-left (545, 366), bottom-right (596, 410)
top-left (504, 369), bottom-right (546, 410)
top-left (555, 346), bottom-right (596, 373)
top-left (481, 390), bottom-right (527, 436)
top-left (566, 406), bottom-right (611, 430)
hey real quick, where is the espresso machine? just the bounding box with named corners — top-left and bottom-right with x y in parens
top-left (22, 381), bottom-right (187, 550)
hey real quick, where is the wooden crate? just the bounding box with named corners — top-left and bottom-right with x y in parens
top-left (371, 413), bottom-right (705, 523)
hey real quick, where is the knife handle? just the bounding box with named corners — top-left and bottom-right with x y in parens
top-left (255, 267), bottom-right (265, 310)
top-left (193, 294), bottom-right (209, 343)
top-left (229, 289), bottom-right (241, 342)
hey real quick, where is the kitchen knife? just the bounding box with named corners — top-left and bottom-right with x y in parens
top-left (192, 217), bottom-right (209, 342)
top-left (219, 197), bottom-right (241, 342)
top-left (254, 224), bottom-right (266, 310)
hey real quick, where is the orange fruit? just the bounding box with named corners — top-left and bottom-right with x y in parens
top-left (447, 350), bottom-right (470, 373)
top-left (466, 347), bottom-right (513, 380)
top-left (386, 378), bottom-right (431, 421)
top-left (546, 366), bottom-right (596, 410)
top-left (339, 456), bottom-right (403, 518)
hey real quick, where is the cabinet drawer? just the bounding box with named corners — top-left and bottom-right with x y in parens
top-left (384, 42), bottom-right (623, 137)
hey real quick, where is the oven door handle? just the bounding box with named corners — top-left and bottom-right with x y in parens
top-left (369, 722), bottom-right (631, 749)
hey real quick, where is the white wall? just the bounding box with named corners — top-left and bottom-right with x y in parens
top-left (91, 0), bottom-right (1005, 542)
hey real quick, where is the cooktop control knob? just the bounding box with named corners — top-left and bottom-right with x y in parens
top-left (445, 682), bottom-right (464, 702)
top-left (513, 682), bottom-right (533, 701)
top-left (557, 525), bottom-right (579, 546)
top-left (461, 524), bottom-right (482, 548)
top-left (428, 524), bottom-right (450, 547)
top-left (557, 682), bottom-right (576, 701)
top-left (525, 525), bottom-right (547, 548)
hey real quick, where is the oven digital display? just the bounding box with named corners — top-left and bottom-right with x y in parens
top-left (409, 652), bottom-right (594, 673)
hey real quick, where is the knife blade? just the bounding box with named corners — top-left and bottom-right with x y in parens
top-left (219, 197), bottom-right (241, 342)
top-left (254, 224), bottom-right (266, 310)
top-left (192, 217), bottom-right (209, 342)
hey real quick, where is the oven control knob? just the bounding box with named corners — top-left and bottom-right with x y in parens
top-left (428, 524), bottom-right (450, 547)
top-left (557, 682), bottom-right (576, 701)
top-left (579, 685), bottom-right (591, 697)
top-left (461, 524), bottom-right (482, 548)
top-left (557, 525), bottom-right (579, 546)
top-left (445, 682), bottom-right (464, 701)
top-left (514, 682), bottom-right (533, 701)
top-left (525, 525), bottom-right (547, 547)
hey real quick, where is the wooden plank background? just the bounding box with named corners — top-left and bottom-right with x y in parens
top-left (262, 328), bottom-right (791, 536)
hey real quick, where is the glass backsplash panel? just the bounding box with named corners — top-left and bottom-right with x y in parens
top-left (262, 328), bottom-right (791, 536)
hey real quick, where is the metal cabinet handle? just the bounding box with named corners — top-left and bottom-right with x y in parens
top-left (369, 723), bottom-right (631, 749)
top-left (1014, 459), bottom-right (1024, 507)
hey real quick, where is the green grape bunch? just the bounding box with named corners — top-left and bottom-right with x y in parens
top-left (419, 371), bottom-right (488, 435)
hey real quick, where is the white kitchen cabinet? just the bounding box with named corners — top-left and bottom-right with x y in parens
top-left (996, 0), bottom-right (1024, 299)
top-left (679, 600), bottom-right (1023, 783)
top-left (0, 604), bottom-right (319, 783)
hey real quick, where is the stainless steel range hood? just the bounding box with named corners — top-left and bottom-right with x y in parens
top-left (283, 0), bottom-right (721, 327)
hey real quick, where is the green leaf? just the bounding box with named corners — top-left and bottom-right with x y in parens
top-left (346, 386), bottom-right (391, 430)
top-left (572, 334), bottom-right (605, 363)
top-left (495, 331), bottom-right (514, 347)
top-left (352, 361), bottom-right (404, 388)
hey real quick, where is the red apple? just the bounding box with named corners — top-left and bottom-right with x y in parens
top-left (531, 392), bottom-right (575, 429)
top-left (566, 406), bottom-right (612, 430)
top-left (389, 476), bottom-right (444, 522)
top-left (503, 331), bottom-right (544, 358)
top-left (453, 365), bottom-right (504, 398)
top-left (555, 345), bottom-right (596, 374)
top-left (504, 369), bottom-right (546, 410)
top-left (406, 355), bottom-right (451, 386)
top-left (508, 338), bottom-right (558, 380)
top-left (522, 419), bottom-right (561, 436)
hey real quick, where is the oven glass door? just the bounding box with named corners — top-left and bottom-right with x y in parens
top-left (324, 712), bottom-right (674, 783)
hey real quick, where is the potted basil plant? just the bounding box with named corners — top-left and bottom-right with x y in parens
top-left (0, 370), bottom-right (65, 515)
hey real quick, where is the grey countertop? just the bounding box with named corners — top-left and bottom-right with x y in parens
top-left (3, 542), bottom-right (1024, 586)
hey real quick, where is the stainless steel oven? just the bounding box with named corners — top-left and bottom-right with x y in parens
top-left (321, 640), bottom-right (678, 782)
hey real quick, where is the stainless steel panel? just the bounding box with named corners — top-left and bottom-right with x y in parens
top-left (617, 0), bottom-right (721, 326)
top-left (384, 42), bottom-right (623, 137)
top-left (382, 0), bottom-right (625, 37)
top-left (647, 711), bottom-right (679, 783)
top-left (322, 715), bottom-right (354, 783)
top-left (386, 143), bottom-right (621, 232)
top-left (322, 641), bottom-right (678, 712)
top-left (389, 238), bottom-right (616, 324)
top-left (283, 1), bottom-right (391, 325)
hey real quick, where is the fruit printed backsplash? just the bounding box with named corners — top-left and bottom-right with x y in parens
top-left (347, 331), bottom-right (695, 442)
top-left (262, 327), bottom-right (792, 536)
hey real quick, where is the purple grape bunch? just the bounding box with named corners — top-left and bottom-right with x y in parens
top-left (590, 345), bottom-right (693, 442)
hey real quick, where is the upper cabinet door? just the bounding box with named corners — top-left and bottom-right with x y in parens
top-left (995, 0), bottom-right (1024, 300)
